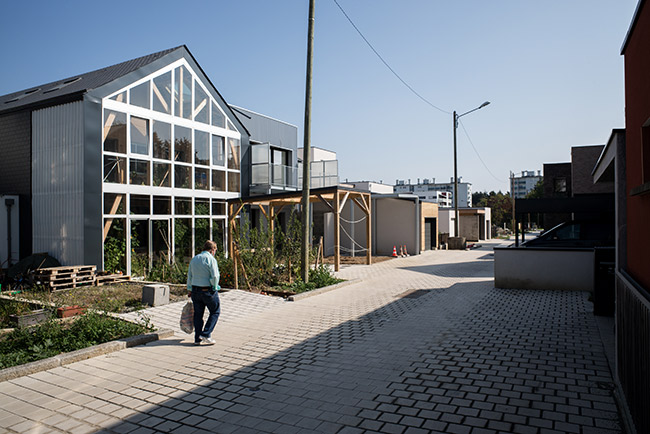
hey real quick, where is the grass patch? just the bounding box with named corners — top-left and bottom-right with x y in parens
top-left (0, 312), bottom-right (153, 369)
top-left (274, 265), bottom-right (344, 294)
top-left (12, 283), bottom-right (188, 314)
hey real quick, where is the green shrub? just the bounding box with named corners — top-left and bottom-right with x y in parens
top-left (0, 312), bottom-right (152, 369)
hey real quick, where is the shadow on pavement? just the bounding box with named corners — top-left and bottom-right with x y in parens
top-left (100, 278), bottom-right (622, 434)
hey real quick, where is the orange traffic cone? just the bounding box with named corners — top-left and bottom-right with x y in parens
top-left (399, 246), bottom-right (404, 257)
top-left (392, 245), bottom-right (398, 257)
top-left (403, 245), bottom-right (409, 256)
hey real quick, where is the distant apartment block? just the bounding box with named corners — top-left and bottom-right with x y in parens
top-left (510, 170), bottom-right (542, 199)
top-left (394, 177), bottom-right (470, 207)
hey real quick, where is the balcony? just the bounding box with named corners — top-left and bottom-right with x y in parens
top-left (298, 160), bottom-right (339, 188)
top-left (250, 142), bottom-right (297, 195)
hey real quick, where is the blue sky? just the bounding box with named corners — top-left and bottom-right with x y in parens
top-left (0, 0), bottom-right (638, 193)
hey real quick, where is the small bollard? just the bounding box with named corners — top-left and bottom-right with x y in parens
top-left (142, 284), bottom-right (169, 306)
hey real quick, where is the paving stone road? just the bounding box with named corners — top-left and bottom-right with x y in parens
top-left (0, 240), bottom-right (623, 433)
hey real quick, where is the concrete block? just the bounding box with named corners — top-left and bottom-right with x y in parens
top-left (142, 284), bottom-right (169, 306)
top-left (448, 237), bottom-right (466, 250)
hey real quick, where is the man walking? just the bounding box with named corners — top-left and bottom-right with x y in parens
top-left (187, 240), bottom-right (221, 345)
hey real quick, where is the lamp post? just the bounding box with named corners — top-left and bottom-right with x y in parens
top-left (453, 101), bottom-right (490, 238)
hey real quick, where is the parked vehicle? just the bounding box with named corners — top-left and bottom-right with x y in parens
top-left (521, 220), bottom-right (614, 248)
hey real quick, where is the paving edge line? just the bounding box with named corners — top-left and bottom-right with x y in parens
top-left (287, 279), bottom-right (361, 301)
top-left (0, 328), bottom-right (174, 383)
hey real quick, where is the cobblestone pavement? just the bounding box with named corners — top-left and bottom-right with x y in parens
top-left (0, 241), bottom-right (622, 433)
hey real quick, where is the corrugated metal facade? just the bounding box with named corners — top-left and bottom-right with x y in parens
top-left (32, 102), bottom-right (84, 265)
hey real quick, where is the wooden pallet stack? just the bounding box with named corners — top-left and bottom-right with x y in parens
top-left (34, 265), bottom-right (97, 290)
top-left (96, 273), bottom-right (131, 286)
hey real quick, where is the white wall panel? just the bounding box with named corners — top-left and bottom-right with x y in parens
top-left (32, 102), bottom-right (84, 265)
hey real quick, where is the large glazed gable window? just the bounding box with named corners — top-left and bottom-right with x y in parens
top-left (104, 155), bottom-right (126, 184)
top-left (228, 138), bottom-right (240, 170)
top-left (152, 72), bottom-right (171, 114)
top-left (194, 80), bottom-right (209, 124)
top-left (174, 125), bottom-right (192, 163)
top-left (211, 102), bottom-right (225, 128)
top-left (194, 130), bottom-right (209, 166)
top-left (212, 135), bottom-right (225, 166)
top-left (101, 59), bottom-right (244, 275)
top-left (104, 110), bottom-right (127, 154)
top-left (131, 116), bottom-right (149, 155)
top-left (130, 81), bottom-right (150, 109)
top-left (152, 121), bottom-right (171, 160)
top-left (174, 65), bottom-right (192, 120)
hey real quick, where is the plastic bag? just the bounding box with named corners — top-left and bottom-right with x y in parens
top-left (180, 301), bottom-right (194, 334)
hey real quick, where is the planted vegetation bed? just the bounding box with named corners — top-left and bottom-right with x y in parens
top-left (7, 282), bottom-right (188, 314)
top-left (0, 312), bottom-right (153, 369)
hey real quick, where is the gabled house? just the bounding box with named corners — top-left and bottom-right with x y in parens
top-left (0, 46), bottom-right (250, 275)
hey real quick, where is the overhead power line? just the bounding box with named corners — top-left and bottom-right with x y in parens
top-left (458, 119), bottom-right (507, 184)
top-left (332, 0), bottom-right (451, 115)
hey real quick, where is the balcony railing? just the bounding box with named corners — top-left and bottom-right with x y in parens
top-left (251, 163), bottom-right (297, 190)
top-left (298, 160), bottom-right (339, 188)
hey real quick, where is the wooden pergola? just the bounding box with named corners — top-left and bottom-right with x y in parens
top-left (227, 186), bottom-right (372, 272)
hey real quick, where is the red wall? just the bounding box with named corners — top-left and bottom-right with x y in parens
top-left (624, 1), bottom-right (650, 291)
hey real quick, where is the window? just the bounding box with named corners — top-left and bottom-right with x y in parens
top-left (152, 72), bottom-right (171, 114)
top-left (104, 193), bottom-right (125, 214)
top-left (153, 162), bottom-right (171, 187)
top-left (130, 195), bottom-right (150, 215)
top-left (130, 81), bottom-right (150, 109)
top-left (103, 110), bottom-right (127, 154)
top-left (212, 200), bottom-right (226, 216)
top-left (212, 170), bottom-right (225, 191)
top-left (195, 167), bottom-right (209, 190)
top-left (130, 159), bottom-right (150, 185)
top-left (130, 116), bottom-right (149, 155)
top-left (195, 130), bottom-right (209, 166)
top-left (153, 121), bottom-right (171, 160)
top-left (174, 66), bottom-right (192, 119)
top-left (110, 91), bottom-right (126, 103)
top-left (228, 172), bottom-right (240, 193)
top-left (174, 125), bottom-right (192, 163)
top-left (227, 138), bottom-right (240, 170)
top-left (554, 177), bottom-right (567, 194)
top-left (195, 198), bottom-right (210, 215)
top-left (212, 135), bottom-right (225, 166)
top-left (212, 219), bottom-right (225, 252)
top-left (195, 218), bottom-right (210, 254)
top-left (211, 102), bottom-right (225, 128)
top-left (174, 165), bottom-right (191, 189)
top-left (153, 196), bottom-right (171, 214)
top-left (175, 197), bottom-right (192, 215)
top-left (175, 218), bottom-right (192, 262)
top-left (104, 155), bottom-right (126, 184)
top-left (194, 81), bottom-right (209, 124)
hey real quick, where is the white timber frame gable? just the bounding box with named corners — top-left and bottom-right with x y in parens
top-left (101, 58), bottom-right (241, 276)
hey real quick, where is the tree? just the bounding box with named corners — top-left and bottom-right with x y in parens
top-left (473, 190), bottom-right (513, 229)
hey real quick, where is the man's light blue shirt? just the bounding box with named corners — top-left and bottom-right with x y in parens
top-left (187, 251), bottom-right (220, 292)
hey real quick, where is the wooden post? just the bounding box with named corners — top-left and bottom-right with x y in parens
top-left (335, 191), bottom-right (340, 272)
top-left (366, 195), bottom-right (372, 265)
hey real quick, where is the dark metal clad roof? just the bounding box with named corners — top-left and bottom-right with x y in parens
top-left (0, 46), bottom-right (183, 113)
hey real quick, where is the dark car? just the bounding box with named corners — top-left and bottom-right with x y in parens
top-left (521, 220), bottom-right (614, 248)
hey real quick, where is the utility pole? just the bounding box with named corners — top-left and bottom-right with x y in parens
top-left (301, 0), bottom-right (315, 283)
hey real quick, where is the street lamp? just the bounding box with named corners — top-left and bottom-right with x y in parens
top-left (452, 101), bottom-right (490, 238)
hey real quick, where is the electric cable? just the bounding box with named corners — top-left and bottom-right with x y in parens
top-left (332, 0), bottom-right (451, 115)
top-left (458, 119), bottom-right (507, 184)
